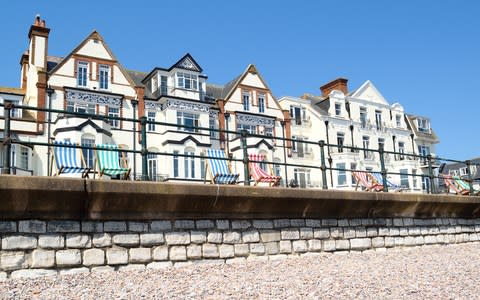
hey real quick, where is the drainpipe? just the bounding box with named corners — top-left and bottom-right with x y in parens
top-left (46, 86), bottom-right (54, 176)
top-left (131, 99), bottom-right (138, 180)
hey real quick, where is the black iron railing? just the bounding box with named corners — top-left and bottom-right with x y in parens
top-left (0, 101), bottom-right (479, 195)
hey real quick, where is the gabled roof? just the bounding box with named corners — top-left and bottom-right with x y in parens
top-left (172, 53), bottom-right (203, 73)
top-left (349, 80), bottom-right (389, 105)
top-left (48, 30), bottom-right (138, 88)
top-left (142, 53), bottom-right (204, 83)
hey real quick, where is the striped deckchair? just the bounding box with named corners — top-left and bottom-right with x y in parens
top-left (248, 153), bottom-right (280, 186)
top-left (452, 176), bottom-right (479, 195)
top-left (94, 144), bottom-right (131, 179)
top-left (51, 141), bottom-right (90, 178)
top-left (441, 175), bottom-right (469, 195)
top-left (372, 172), bottom-right (403, 192)
top-left (205, 149), bottom-right (239, 184)
top-left (352, 171), bottom-right (383, 192)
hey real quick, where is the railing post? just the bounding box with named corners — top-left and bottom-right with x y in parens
top-left (319, 140), bottom-right (328, 189)
top-left (240, 130), bottom-right (250, 186)
top-left (465, 160), bottom-right (474, 195)
top-left (2, 101), bottom-right (12, 174)
top-left (427, 154), bottom-right (435, 194)
top-left (379, 145), bottom-right (388, 192)
top-left (140, 116), bottom-right (149, 181)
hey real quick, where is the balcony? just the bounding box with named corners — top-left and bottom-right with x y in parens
top-left (291, 117), bottom-right (312, 128)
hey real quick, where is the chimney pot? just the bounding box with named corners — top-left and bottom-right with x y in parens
top-left (40, 20), bottom-right (46, 27)
top-left (34, 15), bottom-right (41, 26)
top-left (319, 78), bottom-right (348, 97)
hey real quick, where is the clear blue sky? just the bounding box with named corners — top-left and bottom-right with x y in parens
top-left (1, 1), bottom-right (479, 160)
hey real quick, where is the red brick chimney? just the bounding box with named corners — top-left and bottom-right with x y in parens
top-left (320, 78), bottom-right (348, 97)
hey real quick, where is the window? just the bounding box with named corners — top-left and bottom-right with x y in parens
top-left (147, 111), bottom-right (156, 132)
top-left (337, 133), bottom-right (344, 153)
top-left (293, 168), bottom-right (310, 188)
top-left (418, 145), bottom-right (430, 164)
top-left (350, 163), bottom-right (357, 185)
top-left (422, 176), bottom-right (431, 192)
top-left (66, 101), bottom-right (95, 114)
top-left (400, 169), bottom-right (409, 188)
top-left (173, 151), bottom-right (179, 177)
top-left (398, 142), bottom-right (405, 160)
top-left (77, 61), bottom-right (88, 87)
top-left (184, 150), bottom-right (195, 178)
top-left (360, 107), bottom-right (367, 128)
top-left (337, 163), bottom-right (347, 186)
top-left (148, 153), bottom-right (158, 181)
top-left (335, 103), bottom-right (341, 116)
top-left (108, 107), bottom-right (120, 128)
top-left (200, 153), bottom-right (206, 180)
top-left (459, 167), bottom-right (468, 176)
top-left (264, 127), bottom-right (273, 137)
top-left (242, 91), bottom-right (250, 111)
top-left (362, 136), bottom-right (371, 159)
top-left (209, 116), bottom-right (218, 138)
top-left (177, 111), bottom-right (199, 132)
top-left (151, 76), bottom-right (158, 93)
top-left (378, 138), bottom-right (385, 151)
top-left (177, 72), bottom-right (198, 90)
top-left (99, 65), bottom-right (109, 90)
top-left (417, 118), bottom-right (430, 133)
top-left (412, 169), bottom-right (417, 189)
top-left (19, 146), bottom-right (29, 170)
top-left (258, 93), bottom-right (265, 113)
top-left (375, 110), bottom-right (382, 130)
top-left (396, 115), bottom-right (402, 127)
top-left (160, 76), bottom-right (168, 95)
top-left (289, 105), bottom-right (303, 125)
top-left (81, 136), bottom-right (95, 168)
top-left (4, 99), bottom-right (21, 118)
top-left (292, 136), bottom-right (308, 158)
top-left (237, 123), bottom-right (256, 135)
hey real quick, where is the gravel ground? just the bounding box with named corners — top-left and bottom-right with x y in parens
top-left (1, 243), bottom-right (480, 299)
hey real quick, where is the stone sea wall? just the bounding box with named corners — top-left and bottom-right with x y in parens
top-left (1, 217), bottom-right (480, 279)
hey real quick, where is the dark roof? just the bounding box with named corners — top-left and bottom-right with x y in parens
top-left (47, 56), bottom-right (63, 72)
top-left (440, 157), bottom-right (480, 179)
top-left (205, 74), bottom-right (242, 101)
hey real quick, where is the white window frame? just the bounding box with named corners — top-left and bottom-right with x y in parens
top-left (258, 93), bottom-right (265, 113)
top-left (335, 103), bottom-right (341, 116)
top-left (375, 110), bottom-right (382, 130)
top-left (177, 72), bottom-right (198, 91)
top-left (147, 111), bottom-right (156, 132)
top-left (336, 163), bottom-right (347, 186)
top-left (98, 64), bottom-right (110, 90)
top-left (242, 91), bottom-right (250, 111)
top-left (108, 107), bottom-right (120, 128)
top-left (417, 118), bottom-right (430, 133)
top-left (148, 153), bottom-right (158, 181)
top-left (184, 150), bottom-right (195, 179)
top-left (396, 115), bottom-right (402, 127)
top-left (177, 111), bottom-right (200, 132)
top-left (151, 76), bottom-right (158, 93)
top-left (66, 101), bottom-right (95, 114)
top-left (77, 61), bottom-right (88, 87)
top-left (359, 107), bottom-right (367, 128)
top-left (81, 136), bottom-right (95, 168)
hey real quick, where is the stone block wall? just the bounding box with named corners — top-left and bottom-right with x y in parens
top-left (1, 218), bottom-right (480, 279)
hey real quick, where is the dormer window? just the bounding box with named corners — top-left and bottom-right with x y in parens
top-left (77, 61), bottom-right (88, 87)
top-left (177, 72), bottom-right (198, 91)
top-left (396, 115), bottom-right (402, 127)
top-left (99, 65), bottom-right (109, 90)
top-left (335, 103), bottom-right (341, 116)
top-left (417, 118), bottom-right (430, 133)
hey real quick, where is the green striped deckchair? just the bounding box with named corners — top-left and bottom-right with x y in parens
top-left (94, 144), bottom-right (130, 179)
top-left (452, 176), bottom-right (479, 195)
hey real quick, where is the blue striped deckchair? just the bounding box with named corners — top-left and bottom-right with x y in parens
top-left (94, 144), bottom-right (131, 179)
top-left (372, 172), bottom-right (403, 192)
top-left (205, 149), bottom-right (239, 184)
top-left (52, 141), bottom-right (90, 178)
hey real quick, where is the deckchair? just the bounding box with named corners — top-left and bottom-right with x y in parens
top-left (352, 171), bottom-right (383, 192)
top-left (51, 141), bottom-right (90, 178)
top-left (452, 176), bottom-right (479, 195)
top-left (205, 149), bottom-right (239, 184)
top-left (94, 144), bottom-right (131, 179)
top-left (372, 172), bottom-right (403, 192)
top-left (441, 175), bottom-right (469, 195)
top-left (248, 153), bottom-right (281, 186)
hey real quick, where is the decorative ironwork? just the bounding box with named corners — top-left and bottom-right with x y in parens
top-left (65, 89), bottom-right (122, 107)
top-left (236, 113), bottom-right (275, 127)
top-left (165, 99), bottom-right (209, 113)
top-left (145, 101), bottom-right (163, 111)
top-left (209, 110), bottom-right (219, 118)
